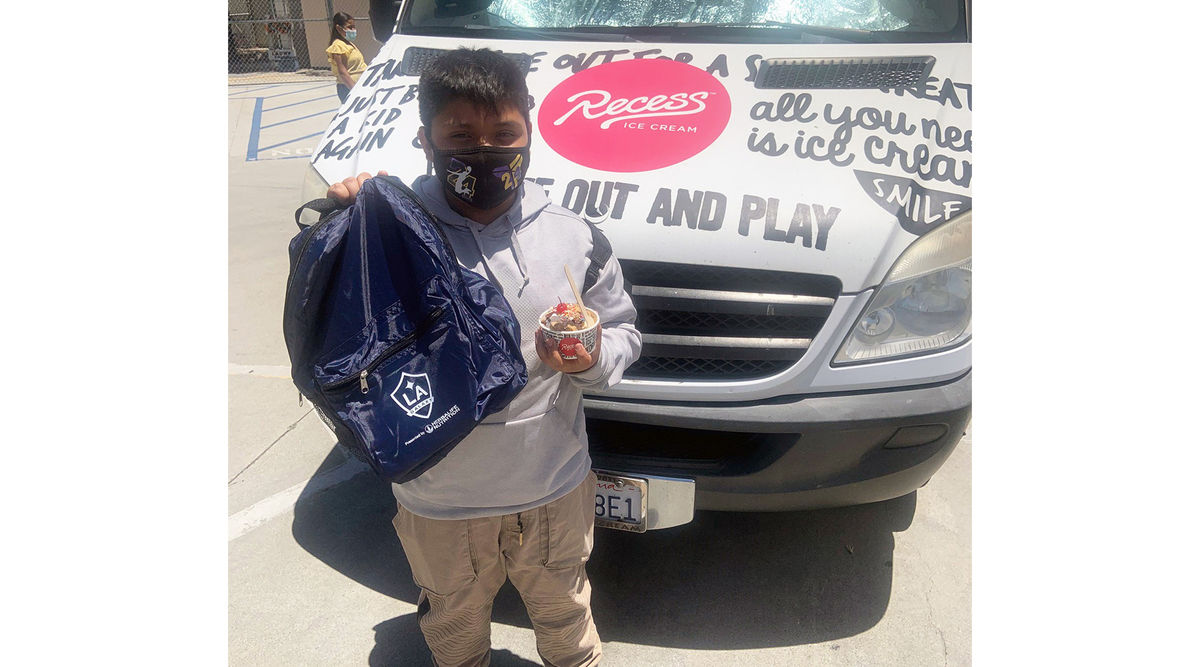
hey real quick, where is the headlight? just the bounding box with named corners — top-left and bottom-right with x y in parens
top-left (833, 211), bottom-right (971, 365)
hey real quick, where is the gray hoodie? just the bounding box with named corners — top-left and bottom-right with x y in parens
top-left (391, 175), bottom-right (642, 519)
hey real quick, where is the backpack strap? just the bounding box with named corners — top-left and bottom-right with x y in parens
top-left (294, 197), bottom-right (347, 230)
top-left (582, 222), bottom-right (612, 294)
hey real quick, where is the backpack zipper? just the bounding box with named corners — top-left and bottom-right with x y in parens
top-left (320, 306), bottom-right (446, 393)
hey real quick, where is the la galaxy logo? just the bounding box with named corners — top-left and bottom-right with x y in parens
top-left (492, 153), bottom-right (524, 191)
top-left (392, 372), bottom-right (434, 419)
top-left (446, 159), bottom-right (476, 200)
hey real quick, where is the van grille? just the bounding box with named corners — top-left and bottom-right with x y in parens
top-left (619, 260), bottom-right (841, 381)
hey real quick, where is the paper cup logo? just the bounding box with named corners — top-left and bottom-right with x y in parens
top-left (538, 59), bottom-right (732, 172)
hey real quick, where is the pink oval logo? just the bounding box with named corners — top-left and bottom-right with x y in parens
top-left (537, 59), bottom-right (732, 173)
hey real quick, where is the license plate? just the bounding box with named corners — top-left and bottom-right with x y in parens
top-left (594, 472), bottom-right (647, 533)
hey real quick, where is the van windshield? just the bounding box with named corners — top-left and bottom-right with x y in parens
top-left (405, 0), bottom-right (963, 39)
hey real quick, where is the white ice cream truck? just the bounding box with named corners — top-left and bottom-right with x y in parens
top-left (304, 0), bottom-right (972, 532)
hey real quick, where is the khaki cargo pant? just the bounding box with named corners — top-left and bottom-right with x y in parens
top-left (392, 472), bottom-right (601, 667)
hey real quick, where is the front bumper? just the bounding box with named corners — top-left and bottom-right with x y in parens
top-left (583, 371), bottom-right (971, 511)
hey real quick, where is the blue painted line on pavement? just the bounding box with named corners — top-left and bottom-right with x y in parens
top-left (253, 84), bottom-right (331, 100)
top-left (246, 97), bottom-right (264, 162)
top-left (228, 83), bottom-right (287, 97)
top-left (258, 131), bottom-right (325, 152)
top-left (276, 154), bottom-right (316, 160)
top-left (263, 94), bottom-right (339, 113)
top-left (260, 108), bottom-right (339, 130)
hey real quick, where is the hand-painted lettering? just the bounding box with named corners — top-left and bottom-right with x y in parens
top-left (553, 49), bottom-right (695, 72)
top-left (738, 195), bottom-right (766, 236)
top-left (586, 181), bottom-right (615, 218)
top-left (739, 194), bottom-right (839, 249)
top-left (882, 76), bottom-right (973, 111)
top-left (610, 182), bottom-right (639, 219)
top-left (750, 92), bottom-right (818, 123)
top-left (332, 84), bottom-right (418, 123)
top-left (360, 58), bottom-right (400, 87)
top-left (744, 54), bottom-right (762, 82)
top-left (747, 128), bottom-right (788, 156)
top-left (745, 91), bottom-right (971, 186)
top-left (864, 136), bottom-right (971, 188)
top-left (812, 205), bottom-right (838, 250)
top-left (792, 127), bottom-right (854, 166)
top-left (921, 118), bottom-right (972, 152)
top-left (357, 107), bottom-right (404, 133)
top-left (314, 127), bottom-right (395, 161)
top-left (823, 103), bottom-right (917, 136)
top-left (561, 180), bottom-right (639, 220)
top-left (647, 188), bottom-right (673, 226)
top-left (856, 169), bottom-right (971, 235)
top-left (528, 51), bottom-right (548, 73)
top-left (705, 54), bottom-right (729, 77)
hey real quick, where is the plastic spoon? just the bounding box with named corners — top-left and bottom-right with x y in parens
top-left (564, 264), bottom-right (591, 327)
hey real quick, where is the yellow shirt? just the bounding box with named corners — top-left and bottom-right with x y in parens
top-left (326, 40), bottom-right (366, 85)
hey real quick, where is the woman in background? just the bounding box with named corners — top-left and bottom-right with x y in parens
top-left (326, 12), bottom-right (365, 103)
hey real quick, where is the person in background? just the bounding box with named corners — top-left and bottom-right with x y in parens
top-left (326, 11), bottom-right (366, 103)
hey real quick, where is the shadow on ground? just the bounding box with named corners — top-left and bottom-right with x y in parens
top-left (292, 446), bottom-right (917, 659)
top-left (369, 613), bottom-right (539, 667)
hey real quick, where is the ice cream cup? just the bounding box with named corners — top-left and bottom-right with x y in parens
top-left (538, 306), bottom-right (599, 360)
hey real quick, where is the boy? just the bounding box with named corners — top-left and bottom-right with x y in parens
top-left (328, 48), bottom-right (641, 667)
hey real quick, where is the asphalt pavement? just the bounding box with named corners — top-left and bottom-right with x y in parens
top-left (227, 81), bottom-right (972, 666)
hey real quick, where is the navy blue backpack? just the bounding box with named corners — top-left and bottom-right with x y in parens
top-left (283, 176), bottom-right (528, 483)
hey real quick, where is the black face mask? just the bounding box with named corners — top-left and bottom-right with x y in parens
top-left (428, 142), bottom-right (531, 210)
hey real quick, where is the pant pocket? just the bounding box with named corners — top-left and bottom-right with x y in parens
top-left (393, 504), bottom-right (479, 596)
top-left (541, 473), bottom-right (597, 569)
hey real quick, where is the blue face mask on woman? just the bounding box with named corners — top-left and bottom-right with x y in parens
top-left (344, 28), bottom-right (357, 41)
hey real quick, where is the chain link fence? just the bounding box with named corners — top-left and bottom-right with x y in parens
top-left (229, 14), bottom-right (375, 85)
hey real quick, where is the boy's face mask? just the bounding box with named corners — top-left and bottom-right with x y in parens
top-left (429, 142), bottom-right (530, 211)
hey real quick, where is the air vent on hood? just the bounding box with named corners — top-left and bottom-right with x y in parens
top-left (754, 56), bottom-right (935, 89)
top-left (400, 47), bottom-right (532, 77)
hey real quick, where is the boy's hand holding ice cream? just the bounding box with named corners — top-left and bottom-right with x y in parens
top-left (536, 266), bottom-right (602, 373)
top-left (536, 301), bottom-right (601, 372)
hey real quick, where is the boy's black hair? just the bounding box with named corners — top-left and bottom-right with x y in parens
top-left (418, 48), bottom-right (530, 129)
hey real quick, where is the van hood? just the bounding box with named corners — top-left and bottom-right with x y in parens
top-left (310, 35), bottom-right (971, 292)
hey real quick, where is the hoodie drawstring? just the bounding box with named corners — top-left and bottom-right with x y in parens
top-left (507, 217), bottom-right (532, 294)
top-left (466, 215), bottom-right (531, 297)
top-left (465, 222), bottom-right (498, 285)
